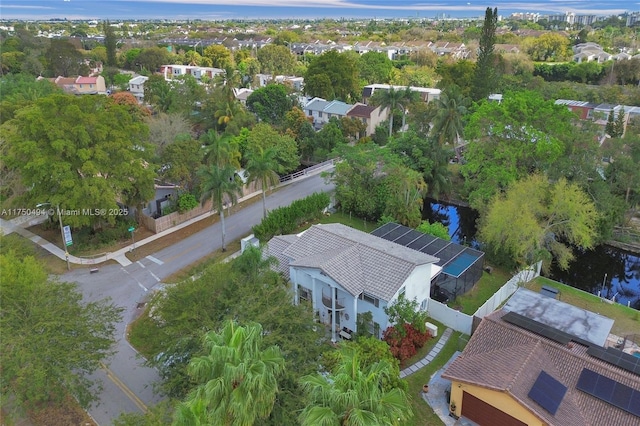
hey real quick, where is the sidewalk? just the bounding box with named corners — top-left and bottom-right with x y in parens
top-left (0, 189), bottom-right (262, 267)
top-left (0, 161), bottom-right (336, 267)
top-left (399, 327), bottom-right (453, 378)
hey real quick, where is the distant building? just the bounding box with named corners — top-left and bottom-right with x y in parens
top-left (41, 75), bottom-right (107, 95)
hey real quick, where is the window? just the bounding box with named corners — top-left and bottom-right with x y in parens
top-left (318, 112), bottom-right (323, 118)
top-left (298, 285), bottom-right (312, 302)
top-left (359, 292), bottom-right (379, 308)
top-left (420, 299), bottom-right (427, 311)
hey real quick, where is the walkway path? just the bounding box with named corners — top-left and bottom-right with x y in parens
top-left (399, 327), bottom-right (453, 378)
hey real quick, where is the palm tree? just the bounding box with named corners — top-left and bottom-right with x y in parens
top-left (371, 86), bottom-right (417, 138)
top-left (245, 147), bottom-right (280, 218)
top-left (198, 163), bottom-right (242, 251)
top-left (200, 130), bottom-right (240, 169)
top-left (430, 85), bottom-right (469, 161)
top-left (299, 349), bottom-right (412, 426)
top-left (174, 321), bottom-right (285, 426)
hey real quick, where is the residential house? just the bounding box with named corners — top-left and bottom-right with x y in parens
top-left (429, 41), bottom-right (468, 59)
top-left (495, 44), bottom-right (521, 54)
top-left (266, 223), bottom-right (441, 342)
top-left (361, 84), bottom-right (441, 104)
top-left (128, 75), bottom-right (149, 103)
top-left (303, 97), bottom-right (330, 129)
top-left (160, 64), bottom-right (224, 82)
top-left (322, 100), bottom-right (353, 122)
top-left (233, 87), bottom-right (253, 106)
top-left (346, 103), bottom-right (388, 137)
top-left (443, 288), bottom-right (640, 426)
top-left (43, 75), bottom-right (107, 95)
top-left (572, 42), bottom-right (613, 63)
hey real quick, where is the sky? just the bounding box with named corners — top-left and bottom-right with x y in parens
top-left (0, 0), bottom-right (637, 21)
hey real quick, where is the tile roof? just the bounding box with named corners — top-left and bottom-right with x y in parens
top-left (347, 103), bottom-right (376, 118)
top-left (443, 310), bottom-right (640, 426)
top-left (75, 76), bottom-right (97, 84)
top-left (267, 223), bottom-right (438, 301)
top-left (323, 100), bottom-right (353, 116)
top-left (304, 98), bottom-right (329, 112)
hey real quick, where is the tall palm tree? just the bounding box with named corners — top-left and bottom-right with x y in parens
top-left (371, 86), bottom-right (417, 138)
top-left (299, 349), bottom-right (412, 426)
top-left (200, 130), bottom-right (241, 168)
top-left (198, 163), bottom-right (242, 251)
top-left (174, 321), bottom-right (285, 426)
top-left (430, 85), bottom-right (469, 161)
top-left (245, 147), bottom-right (280, 218)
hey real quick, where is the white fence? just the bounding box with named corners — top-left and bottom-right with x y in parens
top-left (474, 261), bottom-right (542, 319)
top-left (425, 262), bottom-right (542, 336)
top-left (278, 158), bottom-right (337, 184)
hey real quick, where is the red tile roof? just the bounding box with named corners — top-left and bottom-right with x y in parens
top-left (347, 104), bottom-right (376, 118)
top-left (75, 76), bottom-right (98, 84)
top-left (443, 310), bottom-right (640, 426)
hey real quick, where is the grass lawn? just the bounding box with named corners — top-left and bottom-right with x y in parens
top-left (450, 267), bottom-right (512, 315)
top-left (399, 318), bottom-right (446, 369)
top-left (403, 330), bottom-right (466, 426)
top-left (528, 277), bottom-right (640, 336)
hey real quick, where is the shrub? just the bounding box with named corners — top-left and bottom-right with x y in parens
top-left (176, 193), bottom-right (198, 213)
top-left (383, 323), bottom-right (431, 364)
top-left (252, 192), bottom-right (330, 241)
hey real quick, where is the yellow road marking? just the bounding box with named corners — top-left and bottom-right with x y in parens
top-left (101, 363), bottom-right (148, 413)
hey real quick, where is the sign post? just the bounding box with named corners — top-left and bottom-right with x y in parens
top-left (128, 226), bottom-right (135, 251)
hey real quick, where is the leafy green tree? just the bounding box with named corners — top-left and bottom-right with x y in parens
top-left (304, 50), bottom-right (359, 101)
top-left (144, 74), bottom-right (175, 112)
top-left (309, 118), bottom-right (347, 161)
top-left (605, 109), bottom-right (616, 137)
top-left (168, 74), bottom-right (207, 115)
top-left (478, 174), bottom-right (599, 271)
top-left (113, 400), bottom-right (175, 426)
top-left (1, 251), bottom-right (122, 410)
top-left (246, 84), bottom-right (294, 126)
top-left (299, 348), bottom-right (412, 426)
top-left (174, 321), bottom-right (285, 426)
top-left (45, 39), bottom-right (84, 77)
top-left (383, 164), bottom-right (427, 228)
top-left (198, 163), bottom-right (242, 251)
top-left (136, 46), bottom-right (170, 73)
top-left (203, 44), bottom-right (233, 68)
top-left (358, 51), bottom-right (393, 84)
top-left (257, 44), bottom-right (296, 76)
top-left (384, 297), bottom-right (428, 335)
top-left (160, 135), bottom-right (204, 193)
top-left (245, 147), bottom-right (280, 218)
top-left (2, 94), bottom-right (154, 227)
top-left (416, 221), bottom-right (451, 241)
top-left (437, 60), bottom-right (476, 98)
top-left (471, 7), bottom-right (499, 101)
top-left (245, 123), bottom-right (299, 174)
top-left (103, 20), bottom-right (117, 67)
top-left (614, 106), bottom-right (626, 138)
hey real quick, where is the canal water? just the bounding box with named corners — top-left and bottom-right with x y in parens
top-left (422, 199), bottom-right (640, 310)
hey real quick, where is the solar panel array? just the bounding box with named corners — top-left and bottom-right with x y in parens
top-left (528, 371), bottom-right (567, 415)
top-left (502, 311), bottom-right (594, 347)
top-left (587, 346), bottom-right (640, 376)
top-left (371, 223), bottom-right (483, 277)
top-left (576, 368), bottom-right (640, 418)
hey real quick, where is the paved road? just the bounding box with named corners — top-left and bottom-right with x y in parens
top-left (65, 173), bottom-right (334, 425)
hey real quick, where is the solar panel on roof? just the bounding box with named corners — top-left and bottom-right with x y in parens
top-left (370, 222), bottom-right (396, 238)
top-left (587, 346), bottom-right (640, 377)
top-left (576, 368), bottom-right (640, 418)
top-left (394, 231), bottom-right (422, 246)
top-left (528, 371), bottom-right (567, 415)
top-left (406, 234), bottom-right (435, 251)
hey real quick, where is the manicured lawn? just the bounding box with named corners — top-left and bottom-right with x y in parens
top-left (528, 277), bottom-right (640, 336)
top-left (317, 211), bottom-right (377, 232)
top-left (399, 318), bottom-right (446, 369)
top-left (451, 267), bottom-right (512, 314)
top-left (402, 330), bottom-right (467, 426)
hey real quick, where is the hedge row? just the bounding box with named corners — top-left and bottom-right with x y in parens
top-left (253, 192), bottom-right (330, 242)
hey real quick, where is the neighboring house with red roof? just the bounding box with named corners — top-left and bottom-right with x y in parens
top-left (442, 288), bottom-right (640, 426)
top-left (42, 75), bottom-right (107, 95)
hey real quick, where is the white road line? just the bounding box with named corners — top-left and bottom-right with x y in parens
top-left (138, 282), bottom-right (148, 292)
top-left (146, 255), bottom-right (164, 265)
top-left (149, 271), bottom-right (161, 282)
top-left (136, 260), bottom-right (146, 268)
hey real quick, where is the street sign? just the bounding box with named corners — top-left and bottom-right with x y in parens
top-left (63, 225), bottom-right (73, 246)
top-left (128, 227), bottom-right (135, 232)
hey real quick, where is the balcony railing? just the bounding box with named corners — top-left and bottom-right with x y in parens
top-left (322, 290), bottom-right (345, 310)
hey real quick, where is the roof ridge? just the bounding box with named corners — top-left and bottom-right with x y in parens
top-left (507, 341), bottom-right (542, 392)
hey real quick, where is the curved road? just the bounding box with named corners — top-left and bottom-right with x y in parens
top-left (65, 174), bottom-right (334, 425)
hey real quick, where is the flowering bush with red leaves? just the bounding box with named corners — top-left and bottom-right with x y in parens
top-left (383, 323), bottom-right (431, 363)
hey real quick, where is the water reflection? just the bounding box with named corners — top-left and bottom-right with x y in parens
top-left (422, 198), bottom-right (640, 310)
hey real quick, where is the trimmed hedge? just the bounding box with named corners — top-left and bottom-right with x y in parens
top-left (253, 192), bottom-right (330, 242)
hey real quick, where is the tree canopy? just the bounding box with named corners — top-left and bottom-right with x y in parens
top-left (246, 84), bottom-right (294, 126)
top-left (478, 174), bottom-right (599, 271)
top-left (0, 250), bottom-right (122, 410)
top-left (2, 93), bottom-right (155, 227)
top-left (304, 51), bottom-right (359, 101)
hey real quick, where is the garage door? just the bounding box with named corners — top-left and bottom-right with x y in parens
top-left (461, 391), bottom-right (527, 426)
